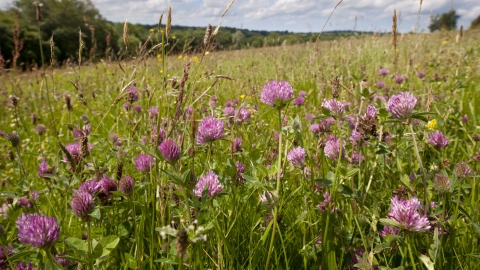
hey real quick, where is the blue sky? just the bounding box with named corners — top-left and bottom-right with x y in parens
top-left (1, 0), bottom-right (479, 32)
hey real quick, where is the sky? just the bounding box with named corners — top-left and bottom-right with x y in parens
top-left (1, 0), bottom-right (479, 33)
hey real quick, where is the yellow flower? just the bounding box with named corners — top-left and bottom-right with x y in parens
top-left (193, 56), bottom-right (199, 63)
top-left (249, 109), bottom-right (255, 115)
top-left (159, 70), bottom-right (163, 74)
top-left (178, 55), bottom-right (183, 59)
top-left (442, 40), bottom-right (448, 45)
top-left (172, 35), bottom-right (176, 39)
top-left (205, 51), bottom-right (209, 55)
top-left (149, 28), bottom-right (154, 33)
top-left (73, 103), bottom-right (79, 108)
top-left (426, 119), bottom-right (437, 131)
top-left (239, 94), bottom-right (246, 99)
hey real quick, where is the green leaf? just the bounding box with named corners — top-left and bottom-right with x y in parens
top-left (472, 223), bottom-right (480, 237)
top-left (89, 208), bottom-right (101, 220)
top-left (6, 250), bottom-right (38, 262)
top-left (55, 254), bottom-right (88, 264)
top-left (379, 218), bottom-right (401, 229)
top-left (345, 168), bottom-right (359, 178)
top-left (428, 227), bottom-right (440, 262)
top-left (154, 258), bottom-right (178, 264)
top-left (93, 235), bottom-right (120, 260)
top-left (315, 179), bottom-right (332, 188)
top-left (419, 254), bottom-right (435, 270)
top-left (124, 252), bottom-right (137, 269)
top-left (65, 237), bottom-right (88, 258)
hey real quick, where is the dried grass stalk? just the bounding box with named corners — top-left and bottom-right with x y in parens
top-left (123, 19), bottom-right (129, 50)
top-left (50, 34), bottom-right (55, 66)
top-left (166, 6), bottom-right (172, 40)
top-left (221, 0), bottom-right (235, 17)
top-left (204, 24), bottom-right (212, 47)
top-left (158, 13), bottom-right (164, 33)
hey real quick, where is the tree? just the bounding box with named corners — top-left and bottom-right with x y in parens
top-left (471, 14), bottom-right (480, 29)
top-left (428, 10), bottom-right (460, 32)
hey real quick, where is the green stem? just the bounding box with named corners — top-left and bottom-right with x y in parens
top-left (15, 146), bottom-right (26, 179)
top-left (409, 124), bottom-right (427, 211)
top-left (407, 235), bottom-right (417, 270)
top-left (87, 221), bottom-right (94, 270)
top-left (265, 108), bottom-right (283, 269)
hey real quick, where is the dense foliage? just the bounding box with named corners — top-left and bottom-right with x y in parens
top-left (1, 2), bottom-right (480, 269)
top-left (428, 10), bottom-right (460, 32)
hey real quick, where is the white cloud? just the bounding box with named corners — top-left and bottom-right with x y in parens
top-left (1, 0), bottom-right (477, 32)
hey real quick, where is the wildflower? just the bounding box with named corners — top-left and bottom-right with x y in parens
top-left (133, 105), bottom-right (142, 113)
top-left (224, 101), bottom-right (233, 107)
top-left (135, 154), bottom-right (155, 172)
top-left (151, 125), bottom-right (166, 146)
top-left (365, 105), bottom-right (378, 119)
top-left (394, 75), bottom-right (404, 84)
top-left (196, 116), bottom-right (225, 144)
top-left (305, 114), bottom-right (315, 122)
top-left (16, 213), bottom-right (60, 248)
top-left (386, 92), bottom-right (417, 120)
top-left (428, 130), bottom-right (449, 150)
top-left (209, 97), bottom-right (218, 109)
top-left (433, 174), bottom-right (451, 194)
top-left (54, 254), bottom-right (75, 268)
top-left (310, 124), bottom-right (320, 133)
top-left (119, 176), bottom-right (134, 196)
top-left (0, 246), bottom-right (13, 269)
top-left (321, 99), bottom-right (346, 118)
top-left (417, 71), bottom-right (426, 79)
top-left (63, 142), bottom-right (93, 163)
top-left (349, 129), bottom-right (363, 146)
top-left (72, 124), bottom-right (91, 140)
top-left (287, 146), bottom-right (306, 168)
top-left (453, 161), bottom-right (472, 178)
top-left (379, 226), bottom-right (400, 238)
top-left (71, 192), bottom-right (95, 219)
top-left (324, 135), bottom-right (345, 161)
top-left (148, 106), bottom-right (159, 119)
top-left (232, 137), bottom-right (242, 153)
top-left (159, 139), bottom-right (181, 162)
top-left (376, 80), bottom-right (385, 89)
top-left (351, 151), bottom-right (365, 164)
top-left (78, 179), bottom-right (100, 196)
top-left (317, 192), bottom-right (335, 213)
top-left (38, 160), bottom-right (54, 178)
top-left (235, 108), bottom-right (251, 123)
top-left (426, 119), bottom-right (437, 131)
top-left (461, 115), bottom-right (469, 122)
top-left (260, 80), bottom-right (294, 107)
top-left (97, 176), bottom-right (117, 201)
top-left (235, 161), bottom-right (246, 184)
top-left (15, 262), bottom-right (34, 270)
top-left (293, 96), bottom-right (305, 106)
top-left (123, 102), bottom-right (131, 111)
top-left (387, 196), bottom-right (430, 232)
top-left (379, 68), bottom-right (389, 76)
top-left (193, 170), bottom-right (223, 197)
top-left (298, 90), bottom-right (307, 97)
top-left (35, 124), bottom-right (46, 135)
top-left (5, 132), bottom-right (20, 147)
top-left (126, 87), bottom-right (138, 103)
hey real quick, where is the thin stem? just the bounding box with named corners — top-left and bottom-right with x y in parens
top-left (265, 108), bottom-right (282, 269)
top-left (87, 221), bottom-right (94, 270)
top-left (408, 124), bottom-right (427, 211)
top-left (15, 146), bottom-right (27, 179)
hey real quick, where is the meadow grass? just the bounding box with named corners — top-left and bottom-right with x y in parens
top-left (0, 28), bottom-right (480, 269)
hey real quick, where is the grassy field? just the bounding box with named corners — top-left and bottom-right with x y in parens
top-left (1, 27), bottom-right (480, 269)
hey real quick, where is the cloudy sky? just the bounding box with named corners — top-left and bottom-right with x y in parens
top-left (1, 0), bottom-right (479, 32)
